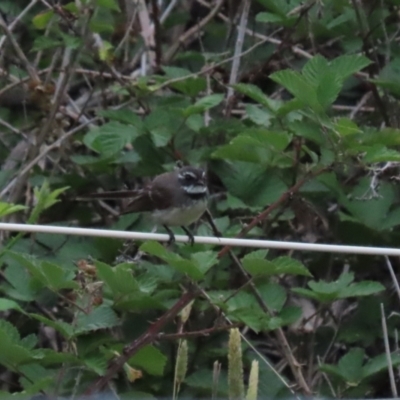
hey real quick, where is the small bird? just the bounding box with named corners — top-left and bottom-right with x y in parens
top-left (84, 165), bottom-right (208, 245)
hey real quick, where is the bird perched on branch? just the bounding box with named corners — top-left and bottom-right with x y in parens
top-left (83, 165), bottom-right (208, 245)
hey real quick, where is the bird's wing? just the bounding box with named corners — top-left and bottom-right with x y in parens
top-left (80, 190), bottom-right (138, 200)
top-left (122, 182), bottom-right (174, 214)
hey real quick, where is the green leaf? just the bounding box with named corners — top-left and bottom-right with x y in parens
top-left (0, 298), bottom-right (23, 312)
top-left (270, 70), bottom-right (321, 112)
top-left (330, 55), bottom-right (371, 80)
top-left (32, 36), bottom-right (61, 51)
top-left (233, 83), bottom-right (276, 110)
top-left (214, 129), bottom-right (291, 166)
top-left (190, 251), bottom-right (218, 275)
top-left (84, 354), bottom-right (108, 375)
top-left (30, 314), bottom-right (74, 339)
top-left (96, 0), bottom-right (120, 11)
top-left (75, 305), bottom-right (121, 335)
top-left (245, 104), bottom-right (273, 126)
top-left (362, 353), bottom-right (400, 379)
top-left (302, 55), bottom-right (330, 87)
top-left (98, 109), bottom-right (143, 127)
top-left (242, 254), bottom-right (311, 277)
top-left (144, 109), bottom-right (182, 147)
top-left (29, 182), bottom-right (69, 223)
top-left (216, 162), bottom-right (288, 207)
top-left (0, 202), bottom-right (26, 218)
top-left (41, 261), bottom-right (78, 290)
top-left (316, 70), bottom-right (342, 109)
top-left (339, 281), bottom-right (385, 298)
top-left (257, 283), bottom-right (286, 312)
top-left (84, 122), bottom-right (139, 157)
top-left (183, 94), bottom-right (224, 117)
top-left (162, 67), bottom-right (206, 96)
top-left (140, 241), bottom-right (205, 280)
top-left (32, 10), bottom-right (54, 29)
top-left (338, 348), bottom-right (365, 384)
top-left (129, 345), bottom-right (167, 376)
top-left (95, 261), bottom-right (140, 295)
top-left (363, 146), bottom-right (400, 163)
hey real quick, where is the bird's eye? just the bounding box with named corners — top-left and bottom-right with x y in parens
top-left (183, 172), bottom-right (197, 181)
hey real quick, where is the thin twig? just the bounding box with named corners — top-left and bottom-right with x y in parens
top-left (0, 13), bottom-right (40, 82)
top-left (380, 303), bottom-right (398, 397)
top-left (0, 117), bottom-right (100, 198)
top-left (0, 0), bottom-right (38, 51)
top-left (226, 0), bottom-right (251, 102)
top-left (384, 256), bottom-right (400, 305)
top-left (218, 168), bottom-right (327, 258)
top-left (165, 0), bottom-right (224, 61)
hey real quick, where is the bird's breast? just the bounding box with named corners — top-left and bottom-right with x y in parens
top-left (152, 198), bottom-right (207, 226)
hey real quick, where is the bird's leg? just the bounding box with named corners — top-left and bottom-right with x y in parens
top-left (163, 225), bottom-right (176, 245)
top-left (181, 226), bottom-right (195, 246)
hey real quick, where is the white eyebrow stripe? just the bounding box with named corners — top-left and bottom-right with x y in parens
top-left (179, 171), bottom-right (197, 180)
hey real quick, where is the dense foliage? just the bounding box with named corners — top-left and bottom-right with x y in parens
top-left (1, 0), bottom-right (400, 398)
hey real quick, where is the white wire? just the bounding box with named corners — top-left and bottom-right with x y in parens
top-left (0, 222), bottom-right (399, 256)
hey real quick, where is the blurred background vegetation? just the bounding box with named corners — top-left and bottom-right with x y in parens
top-left (1, 0), bottom-right (400, 398)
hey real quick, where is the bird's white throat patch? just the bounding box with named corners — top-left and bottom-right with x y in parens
top-left (183, 184), bottom-right (207, 194)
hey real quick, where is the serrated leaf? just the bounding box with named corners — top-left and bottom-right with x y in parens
top-left (140, 241), bottom-right (204, 280)
top-left (129, 345), bottom-right (167, 376)
top-left (233, 83), bottom-right (276, 110)
top-left (338, 348), bottom-right (365, 384)
top-left (84, 355), bottom-right (108, 375)
top-left (182, 94), bottom-right (224, 117)
top-left (98, 109), bottom-right (143, 126)
top-left (330, 55), bottom-right (371, 80)
top-left (30, 314), bottom-right (74, 339)
top-left (242, 255), bottom-right (311, 276)
top-left (362, 353), bottom-right (400, 379)
top-left (334, 118), bottom-right (361, 136)
top-left (243, 249), bottom-right (269, 260)
top-left (257, 283), bottom-right (286, 312)
top-left (84, 122), bottom-right (139, 156)
top-left (213, 130), bottom-right (291, 165)
top-left (75, 305), bottom-right (120, 334)
top-left (339, 281), bottom-right (385, 298)
top-left (0, 202), bottom-right (26, 218)
top-left (95, 261), bottom-right (140, 295)
top-left (316, 71), bottom-right (342, 108)
top-left (32, 10), bottom-right (54, 29)
top-left (302, 55), bottom-right (330, 87)
top-left (190, 251), bottom-right (218, 275)
top-left (32, 36), bottom-right (61, 51)
top-left (245, 104), bottom-right (273, 126)
top-left (41, 262), bottom-right (78, 290)
top-left (363, 146), bottom-right (400, 163)
top-left (6, 251), bottom-right (47, 287)
top-left (291, 287), bottom-right (321, 301)
top-left (39, 349), bottom-right (78, 365)
top-left (270, 70), bottom-right (321, 112)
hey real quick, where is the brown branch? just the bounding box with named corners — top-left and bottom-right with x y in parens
top-left (0, 13), bottom-right (40, 82)
top-left (218, 168), bottom-right (327, 258)
top-left (164, 0), bottom-right (224, 62)
top-left (85, 290), bottom-right (197, 394)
